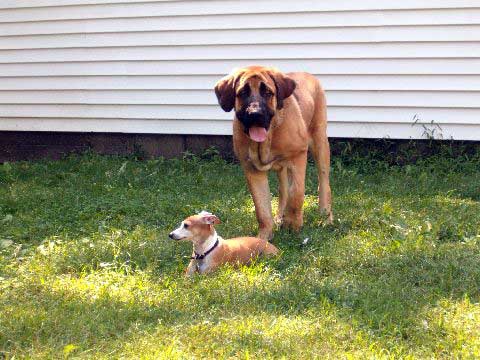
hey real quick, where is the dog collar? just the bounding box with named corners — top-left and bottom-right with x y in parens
top-left (191, 238), bottom-right (219, 260)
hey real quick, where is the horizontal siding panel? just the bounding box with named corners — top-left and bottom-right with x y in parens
top-left (2, 9), bottom-right (480, 36)
top-left (327, 122), bottom-right (479, 140)
top-left (1, 90), bottom-right (479, 108)
top-left (2, 43), bottom-right (480, 63)
top-left (2, 104), bottom-right (479, 124)
top-left (0, 1), bottom-right (176, 9)
top-left (2, 75), bottom-right (480, 91)
top-left (2, 0), bottom-right (478, 10)
top-left (0, 118), bottom-right (233, 135)
top-left (2, 25), bottom-right (480, 50)
top-left (326, 91), bottom-right (480, 108)
top-left (2, 0), bottom-right (480, 23)
top-left (0, 118), bottom-right (477, 140)
top-left (0, 75), bottom-right (219, 90)
top-left (2, 59), bottom-right (480, 77)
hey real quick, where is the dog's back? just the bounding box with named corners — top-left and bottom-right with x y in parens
top-left (286, 72), bottom-right (326, 131)
top-left (214, 236), bottom-right (279, 265)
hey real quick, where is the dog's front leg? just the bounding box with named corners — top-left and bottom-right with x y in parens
top-left (185, 259), bottom-right (197, 277)
top-left (244, 168), bottom-right (274, 241)
top-left (283, 151), bottom-right (308, 231)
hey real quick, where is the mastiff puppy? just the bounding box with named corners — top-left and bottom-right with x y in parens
top-left (215, 66), bottom-right (333, 240)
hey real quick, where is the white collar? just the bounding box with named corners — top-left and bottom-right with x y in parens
top-left (192, 231), bottom-right (220, 259)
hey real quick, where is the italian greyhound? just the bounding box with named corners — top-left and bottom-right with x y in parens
top-left (169, 211), bottom-right (279, 276)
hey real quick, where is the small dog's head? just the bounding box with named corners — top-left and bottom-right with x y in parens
top-left (214, 66), bottom-right (296, 143)
top-left (168, 211), bottom-right (221, 243)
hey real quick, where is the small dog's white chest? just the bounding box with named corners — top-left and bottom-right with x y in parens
top-left (196, 260), bottom-right (210, 274)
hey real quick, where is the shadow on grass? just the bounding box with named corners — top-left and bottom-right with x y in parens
top-left (1, 156), bottom-right (479, 356)
top-left (2, 238), bottom-right (479, 356)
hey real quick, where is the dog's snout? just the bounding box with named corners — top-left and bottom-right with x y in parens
top-left (168, 232), bottom-right (175, 239)
top-left (246, 101), bottom-right (261, 114)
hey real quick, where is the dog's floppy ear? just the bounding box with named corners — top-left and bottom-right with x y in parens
top-left (199, 211), bottom-right (221, 225)
top-left (201, 214), bottom-right (221, 225)
top-left (214, 73), bottom-right (236, 112)
top-left (269, 71), bottom-right (296, 109)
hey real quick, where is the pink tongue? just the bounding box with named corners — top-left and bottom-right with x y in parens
top-left (248, 126), bottom-right (268, 142)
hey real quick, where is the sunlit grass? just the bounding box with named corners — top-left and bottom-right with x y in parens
top-left (0, 151), bottom-right (479, 358)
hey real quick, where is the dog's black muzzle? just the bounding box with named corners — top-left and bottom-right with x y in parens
top-left (236, 104), bottom-right (274, 133)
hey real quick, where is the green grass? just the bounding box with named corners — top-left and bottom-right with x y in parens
top-left (0, 150), bottom-right (479, 359)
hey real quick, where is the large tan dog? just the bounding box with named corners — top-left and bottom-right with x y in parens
top-left (215, 66), bottom-right (332, 240)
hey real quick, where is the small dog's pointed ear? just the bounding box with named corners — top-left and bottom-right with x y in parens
top-left (200, 213), bottom-right (221, 225)
top-left (214, 74), bottom-right (236, 112)
top-left (269, 71), bottom-right (296, 109)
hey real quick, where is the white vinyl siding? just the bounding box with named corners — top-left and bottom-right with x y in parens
top-left (1, 0), bottom-right (479, 140)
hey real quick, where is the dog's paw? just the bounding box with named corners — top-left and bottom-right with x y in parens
top-left (258, 229), bottom-right (273, 242)
top-left (281, 217), bottom-right (303, 232)
top-left (274, 214), bottom-right (284, 226)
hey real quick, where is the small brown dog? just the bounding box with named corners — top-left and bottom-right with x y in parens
top-left (169, 211), bottom-right (279, 276)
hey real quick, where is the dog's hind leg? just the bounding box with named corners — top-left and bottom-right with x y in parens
top-left (275, 167), bottom-right (288, 226)
top-left (310, 86), bottom-right (333, 223)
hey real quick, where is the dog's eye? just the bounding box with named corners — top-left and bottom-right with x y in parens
top-left (237, 86), bottom-right (250, 97)
top-left (183, 223), bottom-right (189, 229)
top-left (260, 82), bottom-right (273, 97)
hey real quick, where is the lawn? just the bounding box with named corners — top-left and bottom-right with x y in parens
top-left (0, 148), bottom-right (479, 359)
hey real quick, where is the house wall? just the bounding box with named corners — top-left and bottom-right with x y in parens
top-left (1, 0), bottom-right (480, 140)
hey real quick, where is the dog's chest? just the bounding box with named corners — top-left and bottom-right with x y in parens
top-left (247, 140), bottom-right (279, 171)
top-left (195, 259), bottom-right (211, 274)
